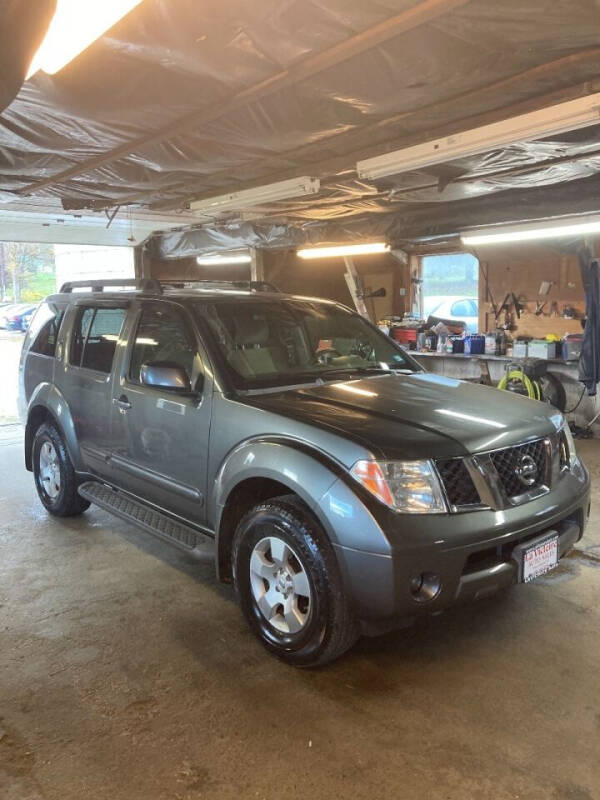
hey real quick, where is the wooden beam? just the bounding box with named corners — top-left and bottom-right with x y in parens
top-left (17, 0), bottom-right (472, 196)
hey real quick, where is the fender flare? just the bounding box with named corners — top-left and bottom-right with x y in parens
top-left (24, 383), bottom-right (83, 471)
top-left (211, 437), bottom-right (354, 579)
top-left (212, 437), bottom-right (344, 533)
top-left (212, 436), bottom-right (392, 585)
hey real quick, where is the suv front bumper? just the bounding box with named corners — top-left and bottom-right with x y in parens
top-left (320, 462), bottom-right (590, 634)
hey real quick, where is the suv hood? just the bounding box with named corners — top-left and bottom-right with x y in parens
top-left (238, 373), bottom-right (563, 460)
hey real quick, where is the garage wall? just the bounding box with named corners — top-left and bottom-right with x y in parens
top-left (264, 249), bottom-right (408, 319)
top-left (146, 256), bottom-right (250, 283)
top-left (474, 244), bottom-right (586, 337)
top-left (147, 250), bottom-right (410, 321)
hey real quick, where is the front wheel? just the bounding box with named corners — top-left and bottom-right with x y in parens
top-left (32, 422), bottom-right (90, 517)
top-left (232, 496), bottom-right (357, 666)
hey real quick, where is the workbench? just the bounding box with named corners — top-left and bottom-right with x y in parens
top-left (411, 351), bottom-right (598, 429)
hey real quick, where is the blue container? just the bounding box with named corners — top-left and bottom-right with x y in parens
top-left (450, 336), bottom-right (465, 354)
top-left (464, 334), bottom-right (485, 355)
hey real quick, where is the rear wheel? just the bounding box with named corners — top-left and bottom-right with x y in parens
top-left (232, 496), bottom-right (358, 666)
top-left (32, 422), bottom-right (90, 517)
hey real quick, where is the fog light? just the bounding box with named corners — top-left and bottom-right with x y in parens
top-left (409, 572), bottom-right (441, 603)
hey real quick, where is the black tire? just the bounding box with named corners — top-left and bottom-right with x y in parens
top-left (32, 422), bottom-right (90, 517)
top-left (232, 495), bottom-right (358, 667)
top-left (540, 372), bottom-right (567, 412)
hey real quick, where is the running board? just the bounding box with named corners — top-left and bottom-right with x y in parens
top-left (78, 481), bottom-right (215, 562)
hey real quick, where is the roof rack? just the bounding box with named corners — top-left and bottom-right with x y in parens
top-left (59, 278), bottom-right (280, 295)
top-left (159, 280), bottom-right (280, 293)
top-left (59, 278), bottom-right (163, 294)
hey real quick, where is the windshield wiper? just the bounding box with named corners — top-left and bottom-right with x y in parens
top-left (315, 366), bottom-right (394, 381)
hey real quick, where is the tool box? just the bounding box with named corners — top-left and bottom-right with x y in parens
top-left (528, 339), bottom-right (556, 359)
top-left (513, 340), bottom-right (529, 358)
top-left (562, 334), bottom-right (583, 361)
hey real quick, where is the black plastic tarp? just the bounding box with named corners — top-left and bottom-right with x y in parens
top-left (3, 0), bottom-right (600, 249)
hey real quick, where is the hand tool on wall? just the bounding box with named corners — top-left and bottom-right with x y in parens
top-left (481, 261), bottom-right (498, 317)
top-left (511, 292), bottom-right (522, 319)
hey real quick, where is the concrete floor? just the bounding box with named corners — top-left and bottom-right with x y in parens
top-left (1, 425), bottom-right (599, 800)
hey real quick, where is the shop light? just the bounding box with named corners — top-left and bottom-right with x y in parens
top-left (196, 253), bottom-right (252, 266)
top-left (297, 242), bottom-right (389, 260)
top-left (190, 177), bottom-right (320, 216)
top-left (27, 0), bottom-right (144, 78)
top-left (461, 216), bottom-right (600, 246)
top-left (357, 94), bottom-right (600, 180)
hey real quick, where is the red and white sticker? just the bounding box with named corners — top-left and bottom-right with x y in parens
top-left (523, 536), bottom-right (558, 582)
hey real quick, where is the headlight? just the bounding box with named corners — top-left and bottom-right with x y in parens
top-left (350, 459), bottom-right (447, 513)
top-left (562, 421), bottom-right (578, 468)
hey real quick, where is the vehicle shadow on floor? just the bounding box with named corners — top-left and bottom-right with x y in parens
top-left (72, 506), bottom-right (542, 681)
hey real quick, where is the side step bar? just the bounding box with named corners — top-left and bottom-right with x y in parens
top-left (78, 481), bottom-right (215, 562)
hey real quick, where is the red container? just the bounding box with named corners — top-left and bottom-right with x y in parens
top-left (392, 328), bottom-right (418, 348)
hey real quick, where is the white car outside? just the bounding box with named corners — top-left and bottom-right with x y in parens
top-left (423, 295), bottom-right (478, 333)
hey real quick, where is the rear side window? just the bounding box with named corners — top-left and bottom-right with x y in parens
top-left (28, 302), bottom-right (64, 357)
top-left (70, 307), bottom-right (126, 373)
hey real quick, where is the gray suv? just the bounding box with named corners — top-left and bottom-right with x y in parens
top-left (19, 279), bottom-right (590, 665)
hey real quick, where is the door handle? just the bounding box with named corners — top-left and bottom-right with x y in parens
top-left (113, 395), bottom-right (132, 410)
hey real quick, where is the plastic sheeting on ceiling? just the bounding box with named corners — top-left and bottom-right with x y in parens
top-left (3, 0), bottom-right (600, 251)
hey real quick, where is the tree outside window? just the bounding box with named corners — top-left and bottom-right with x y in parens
top-left (0, 242), bottom-right (56, 302)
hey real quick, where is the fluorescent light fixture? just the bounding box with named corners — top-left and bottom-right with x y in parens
top-left (357, 94), bottom-right (600, 180)
top-left (461, 216), bottom-right (600, 246)
top-left (196, 253), bottom-right (252, 266)
top-left (297, 242), bottom-right (389, 260)
top-left (190, 177), bottom-right (320, 216)
top-left (27, 0), bottom-right (144, 78)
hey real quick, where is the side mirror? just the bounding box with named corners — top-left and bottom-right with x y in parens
top-left (141, 361), bottom-right (192, 392)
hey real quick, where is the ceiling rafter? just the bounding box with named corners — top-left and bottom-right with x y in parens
top-left (16, 0), bottom-right (472, 196)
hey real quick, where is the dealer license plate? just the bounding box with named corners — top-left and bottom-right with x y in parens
top-left (522, 534), bottom-right (559, 582)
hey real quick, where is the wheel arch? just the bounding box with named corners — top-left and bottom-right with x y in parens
top-left (24, 384), bottom-right (82, 472)
top-left (213, 439), bottom-right (343, 583)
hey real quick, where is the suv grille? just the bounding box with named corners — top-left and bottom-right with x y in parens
top-left (436, 459), bottom-right (480, 507)
top-left (437, 437), bottom-right (551, 512)
top-left (490, 439), bottom-right (547, 498)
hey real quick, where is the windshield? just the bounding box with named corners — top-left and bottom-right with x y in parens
top-left (196, 298), bottom-right (418, 390)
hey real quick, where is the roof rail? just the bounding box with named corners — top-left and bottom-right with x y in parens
top-left (59, 278), bottom-right (163, 294)
top-left (159, 279), bottom-right (280, 293)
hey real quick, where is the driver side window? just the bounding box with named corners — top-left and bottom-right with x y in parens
top-left (129, 304), bottom-right (198, 385)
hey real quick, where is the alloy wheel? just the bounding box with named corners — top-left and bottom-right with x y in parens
top-left (249, 535), bottom-right (312, 634)
top-left (39, 441), bottom-right (61, 499)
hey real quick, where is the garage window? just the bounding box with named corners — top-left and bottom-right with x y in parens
top-left (421, 253), bottom-right (479, 332)
top-left (70, 307), bottom-right (126, 373)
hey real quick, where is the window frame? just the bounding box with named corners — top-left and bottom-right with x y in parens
top-left (28, 302), bottom-right (66, 359)
top-left (69, 304), bottom-right (127, 375)
top-left (125, 300), bottom-right (203, 391)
